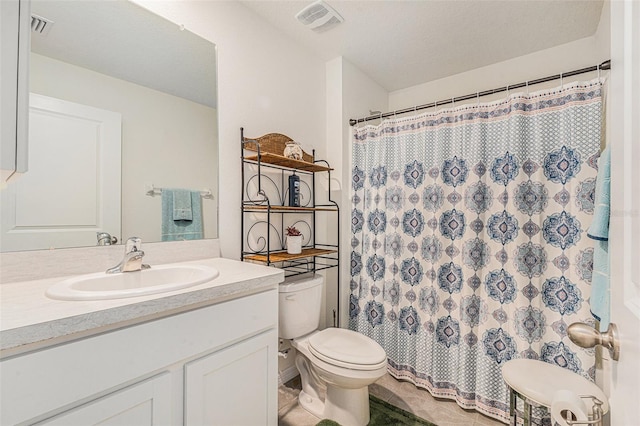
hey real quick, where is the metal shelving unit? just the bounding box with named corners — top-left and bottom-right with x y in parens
top-left (240, 128), bottom-right (340, 290)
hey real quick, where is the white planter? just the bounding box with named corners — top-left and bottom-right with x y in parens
top-left (286, 235), bottom-right (303, 254)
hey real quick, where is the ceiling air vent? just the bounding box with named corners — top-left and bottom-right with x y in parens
top-left (31, 14), bottom-right (54, 36)
top-left (296, 0), bottom-right (343, 33)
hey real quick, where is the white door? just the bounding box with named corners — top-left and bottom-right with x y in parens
top-left (608, 1), bottom-right (640, 424)
top-left (0, 94), bottom-right (121, 251)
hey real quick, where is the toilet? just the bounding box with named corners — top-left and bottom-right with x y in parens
top-left (279, 274), bottom-right (387, 426)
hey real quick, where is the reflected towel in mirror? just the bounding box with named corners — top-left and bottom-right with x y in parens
top-left (161, 189), bottom-right (203, 241)
top-left (173, 188), bottom-right (193, 220)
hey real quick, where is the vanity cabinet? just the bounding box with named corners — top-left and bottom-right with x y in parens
top-left (0, 289), bottom-right (278, 425)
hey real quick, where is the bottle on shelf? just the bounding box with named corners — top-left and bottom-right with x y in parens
top-left (288, 174), bottom-right (300, 207)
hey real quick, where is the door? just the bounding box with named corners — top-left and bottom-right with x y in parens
top-left (608, 1), bottom-right (640, 424)
top-left (34, 373), bottom-right (172, 426)
top-left (1, 94), bottom-right (121, 251)
top-left (184, 330), bottom-right (278, 426)
top-left (0, 0), bottom-right (29, 182)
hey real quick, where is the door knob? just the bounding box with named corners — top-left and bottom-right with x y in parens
top-left (567, 322), bottom-right (620, 361)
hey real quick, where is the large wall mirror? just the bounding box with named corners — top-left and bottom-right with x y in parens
top-left (1, 0), bottom-right (218, 252)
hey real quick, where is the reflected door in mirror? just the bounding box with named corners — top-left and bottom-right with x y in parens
top-left (1, 94), bottom-right (121, 251)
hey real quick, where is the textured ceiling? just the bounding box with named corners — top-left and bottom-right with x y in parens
top-left (242, 0), bottom-right (605, 91)
top-left (30, 0), bottom-right (217, 108)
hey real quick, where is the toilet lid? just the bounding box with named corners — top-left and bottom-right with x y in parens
top-left (308, 328), bottom-right (387, 370)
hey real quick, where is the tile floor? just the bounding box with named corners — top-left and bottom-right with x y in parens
top-left (278, 373), bottom-right (505, 426)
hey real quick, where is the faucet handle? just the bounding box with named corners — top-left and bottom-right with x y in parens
top-left (97, 232), bottom-right (118, 246)
top-left (125, 237), bottom-right (142, 253)
top-left (97, 232), bottom-right (112, 246)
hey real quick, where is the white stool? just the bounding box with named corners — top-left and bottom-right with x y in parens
top-left (502, 359), bottom-right (608, 426)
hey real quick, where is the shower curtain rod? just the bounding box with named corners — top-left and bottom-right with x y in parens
top-left (349, 59), bottom-right (611, 126)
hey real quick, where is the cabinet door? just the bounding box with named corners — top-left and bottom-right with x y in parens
top-left (34, 373), bottom-right (172, 426)
top-left (184, 329), bottom-right (278, 426)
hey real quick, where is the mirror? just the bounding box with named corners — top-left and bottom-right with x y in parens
top-left (0, 0), bottom-right (218, 252)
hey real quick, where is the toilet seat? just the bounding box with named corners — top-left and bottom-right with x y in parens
top-left (308, 328), bottom-right (387, 371)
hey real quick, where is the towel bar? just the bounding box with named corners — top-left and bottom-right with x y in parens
top-left (144, 183), bottom-right (214, 199)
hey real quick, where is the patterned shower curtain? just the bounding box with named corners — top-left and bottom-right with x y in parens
top-left (349, 80), bottom-right (602, 422)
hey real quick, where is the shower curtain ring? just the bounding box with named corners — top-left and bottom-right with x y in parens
top-left (525, 81), bottom-right (529, 95)
top-left (506, 84), bottom-right (510, 97)
top-left (597, 64), bottom-right (601, 80)
top-left (560, 72), bottom-right (563, 89)
top-left (476, 92), bottom-right (480, 105)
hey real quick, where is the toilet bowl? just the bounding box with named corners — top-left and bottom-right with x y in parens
top-left (279, 275), bottom-right (387, 426)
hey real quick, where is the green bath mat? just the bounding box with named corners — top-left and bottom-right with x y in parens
top-left (316, 395), bottom-right (437, 426)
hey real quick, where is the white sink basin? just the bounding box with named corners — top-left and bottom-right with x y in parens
top-left (46, 264), bottom-right (220, 301)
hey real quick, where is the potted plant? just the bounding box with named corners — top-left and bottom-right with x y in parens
top-left (285, 226), bottom-right (303, 254)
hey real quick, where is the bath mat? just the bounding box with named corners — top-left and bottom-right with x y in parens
top-left (315, 395), bottom-right (437, 426)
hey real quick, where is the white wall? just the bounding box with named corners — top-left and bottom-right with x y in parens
top-left (29, 53), bottom-right (218, 243)
top-left (325, 58), bottom-right (389, 189)
top-left (326, 57), bottom-right (388, 327)
top-left (135, 0), bottom-right (327, 259)
top-left (324, 58), bottom-right (344, 333)
top-left (389, 3), bottom-right (610, 111)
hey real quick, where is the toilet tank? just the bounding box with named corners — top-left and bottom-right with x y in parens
top-left (278, 274), bottom-right (323, 339)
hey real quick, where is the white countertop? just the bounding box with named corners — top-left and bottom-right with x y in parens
top-left (0, 258), bottom-right (284, 357)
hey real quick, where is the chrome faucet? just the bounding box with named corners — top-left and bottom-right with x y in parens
top-left (106, 237), bottom-right (150, 274)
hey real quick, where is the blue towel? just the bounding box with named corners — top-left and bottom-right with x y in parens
top-left (172, 189), bottom-right (193, 221)
top-left (587, 146), bottom-right (610, 331)
top-left (161, 189), bottom-right (204, 241)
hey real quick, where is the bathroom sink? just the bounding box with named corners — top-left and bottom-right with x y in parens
top-left (45, 264), bottom-right (220, 301)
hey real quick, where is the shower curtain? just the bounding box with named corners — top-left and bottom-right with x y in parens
top-left (349, 79), bottom-right (602, 422)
